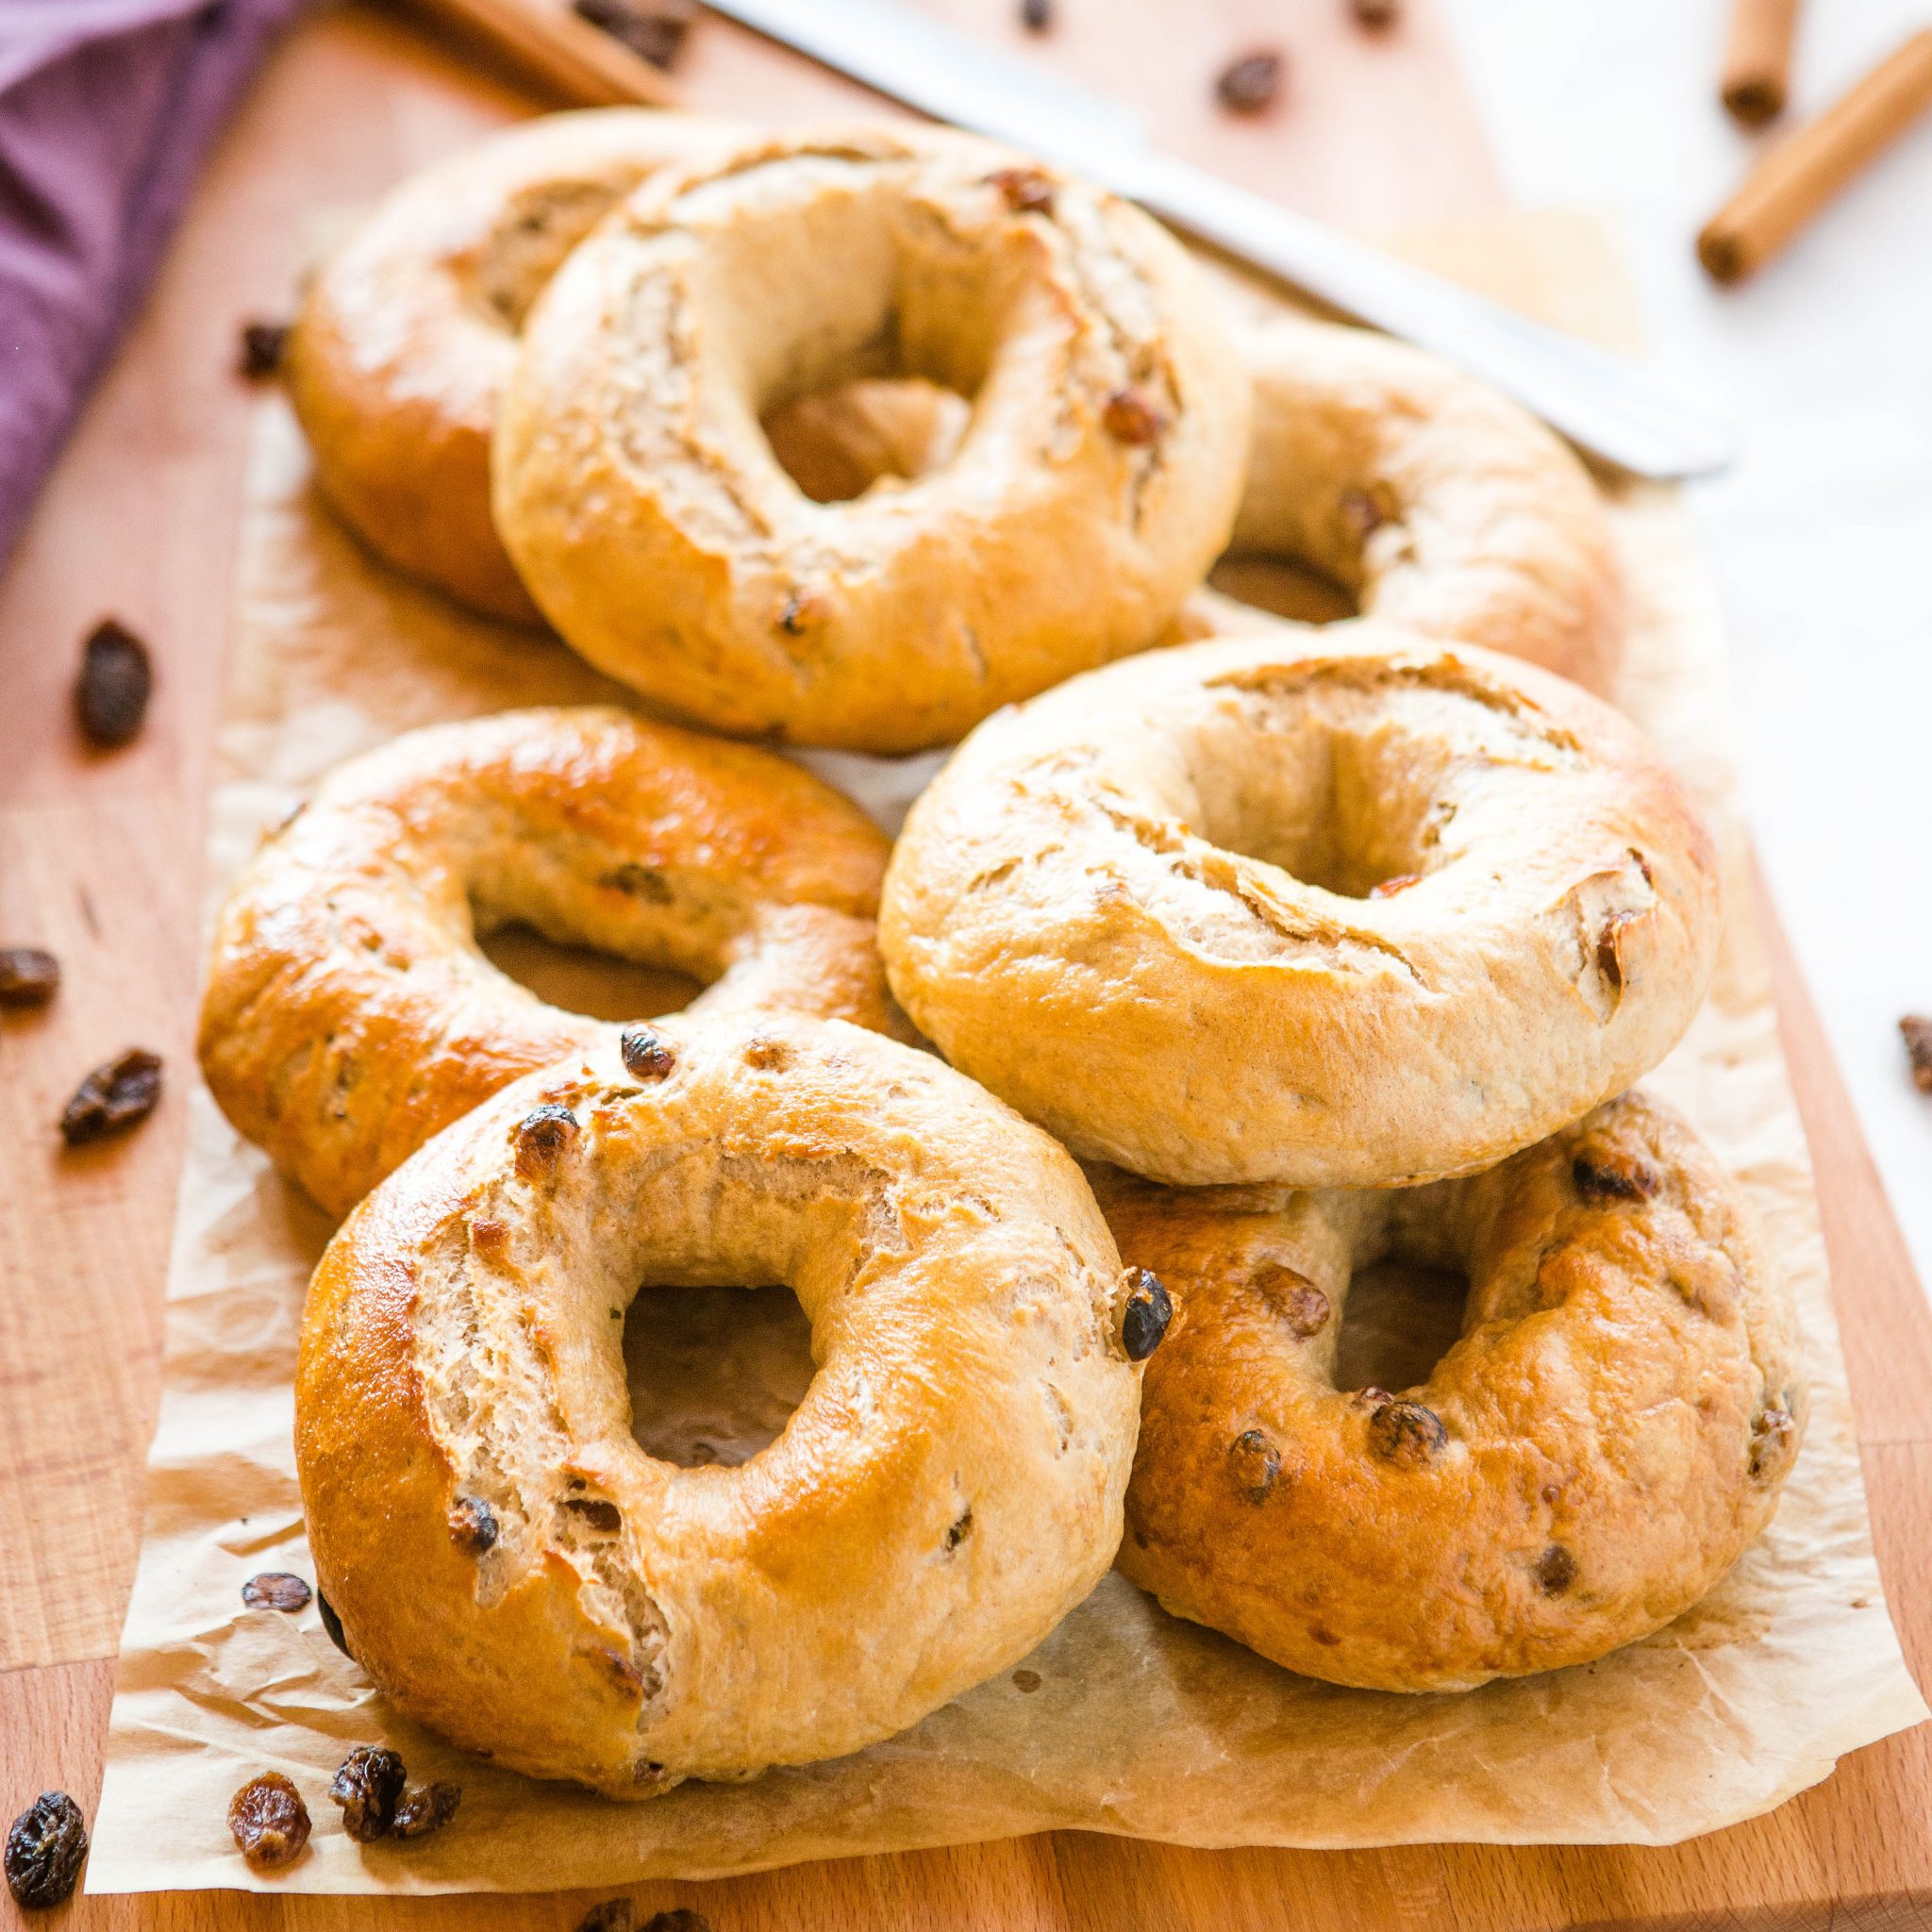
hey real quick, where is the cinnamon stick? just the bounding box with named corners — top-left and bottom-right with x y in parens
top-left (1699, 28), bottom-right (1932, 284)
top-left (1720, 0), bottom-right (1801, 126)
top-left (401, 0), bottom-right (681, 108)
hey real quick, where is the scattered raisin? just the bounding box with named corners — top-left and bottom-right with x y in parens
top-left (1368, 874), bottom-right (1422, 900)
top-left (1749, 1402), bottom-right (1798, 1480)
top-left (777, 590), bottom-right (810, 635)
top-left (578, 1904), bottom-right (634, 1932)
top-left (571, 0), bottom-right (694, 68)
top-left (59, 1047), bottom-right (162, 1145)
top-left (1102, 386), bottom-right (1168, 445)
top-left (621, 1025), bottom-right (676, 1080)
top-left (1534, 1545), bottom-right (1575, 1594)
top-left (449, 1494), bottom-right (499, 1555)
top-left (1572, 1149), bottom-right (1660, 1201)
top-left (1121, 1267), bottom-right (1173, 1360)
top-left (328, 1745), bottom-right (407, 1843)
top-left (75, 618), bottom-right (154, 747)
top-left (227, 1772), bottom-right (311, 1870)
top-left (237, 320), bottom-right (289, 379)
top-left (391, 1781), bottom-right (462, 1840)
top-left (5, 1791), bottom-right (89, 1908)
top-left (0, 948), bottom-right (60, 1008)
top-left (316, 1590), bottom-right (353, 1657)
top-left (242, 1572), bottom-right (312, 1613)
top-left (1596, 910), bottom-right (1639, 991)
top-left (1215, 47), bottom-right (1285, 114)
top-left (1901, 1015), bottom-right (1932, 1093)
top-left (1228, 1427), bottom-right (1280, 1502)
top-left (514, 1102), bottom-right (578, 1177)
top-left (943, 1507), bottom-right (973, 1552)
top-left (1020, 0), bottom-right (1052, 28)
top-left (1253, 1263), bottom-right (1329, 1339)
top-left (1349, 0), bottom-right (1399, 26)
top-left (989, 166), bottom-right (1056, 216)
top-left (1366, 1398), bottom-right (1446, 1466)
top-left (1011, 1668), bottom-right (1042, 1692)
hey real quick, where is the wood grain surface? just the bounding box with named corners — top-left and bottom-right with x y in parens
top-left (0, 2), bottom-right (1925, 1925)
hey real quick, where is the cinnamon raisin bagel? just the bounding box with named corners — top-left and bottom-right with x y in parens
top-left (1097, 1091), bottom-right (1805, 1690)
top-left (1183, 317), bottom-right (1624, 694)
top-left (200, 707), bottom-right (905, 1218)
top-left (492, 124), bottom-right (1253, 753)
top-left (285, 110), bottom-right (750, 625)
top-left (296, 1010), bottom-right (1150, 1793)
top-left (879, 620), bottom-right (1721, 1189)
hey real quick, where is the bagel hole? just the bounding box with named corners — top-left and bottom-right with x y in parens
top-left (1208, 555), bottom-right (1357, 626)
top-left (623, 1282), bottom-right (815, 1470)
top-left (1332, 1258), bottom-right (1469, 1395)
top-left (762, 375), bottom-right (972, 504)
top-left (479, 924), bottom-right (702, 1022)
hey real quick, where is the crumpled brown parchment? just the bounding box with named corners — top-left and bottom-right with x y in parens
top-left (87, 212), bottom-right (1926, 1894)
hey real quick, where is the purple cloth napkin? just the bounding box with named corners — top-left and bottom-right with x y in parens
top-left (0, 0), bottom-right (308, 571)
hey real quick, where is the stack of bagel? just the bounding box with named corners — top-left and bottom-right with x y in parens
top-left (200, 111), bottom-right (1804, 1803)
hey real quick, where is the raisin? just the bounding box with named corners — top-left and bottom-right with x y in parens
top-left (59, 1047), bottom-right (162, 1144)
top-left (328, 1745), bottom-right (406, 1842)
top-left (571, 0), bottom-right (694, 68)
top-left (1901, 1015), bottom-right (1932, 1093)
top-left (942, 1507), bottom-right (973, 1552)
top-left (0, 948), bottom-right (59, 1008)
top-left (1749, 1402), bottom-right (1798, 1480)
top-left (1011, 1668), bottom-right (1042, 1692)
top-left (449, 1494), bottom-right (499, 1555)
top-left (75, 618), bottom-right (154, 747)
top-left (1253, 1263), bottom-right (1329, 1339)
top-left (1120, 1268), bottom-right (1173, 1360)
top-left (578, 1899), bottom-right (635, 1932)
top-left (989, 167), bottom-right (1055, 216)
top-left (227, 1773), bottom-right (311, 1869)
top-left (1366, 1398), bottom-right (1446, 1466)
top-left (391, 1781), bottom-right (462, 1840)
top-left (5, 1791), bottom-right (89, 1907)
top-left (621, 1025), bottom-right (675, 1081)
top-left (237, 320), bottom-right (289, 379)
top-left (1216, 48), bottom-right (1285, 114)
top-left (1534, 1545), bottom-right (1575, 1594)
top-left (1228, 1427), bottom-right (1280, 1502)
top-left (1350, 0), bottom-right (1399, 26)
top-left (777, 589), bottom-right (811, 634)
top-left (1019, 0), bottom-right (1052, 28)
top-left (242, 1572), bottom-right (312, 1613)
top-left (514, 1103), bottom-right (578, 1177)
top-left (1572, 1150), bottom-right (1660, 1201)
top-left (1596, 910), bottom-right (1639, 991)
top-left (1102, 386), bottom-right (1168, 445)
top-left (317, 1590), bottom-right (354, 1657)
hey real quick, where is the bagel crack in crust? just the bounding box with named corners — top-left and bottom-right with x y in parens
top-left (296, 1012), bottom-right (1147, 1793)
top-left (1099, 1091), bottom-right (1806, 1690)
top-left (199, 707), bottom-right (908, 1217)
top-left (879, 619), bottom-right (1721, 1189)
top-left (492, 125), bottom-right (1253, 752)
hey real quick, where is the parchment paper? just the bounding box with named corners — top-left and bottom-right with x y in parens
top-left (89, 212), bottom-right (1927, 1893)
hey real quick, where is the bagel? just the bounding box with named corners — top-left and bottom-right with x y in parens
top-left (879, 620), bottom-right (1721, 1189)
top-left (295, 1010), bottom-right (1150, 1793)
top-left (199, 706), bottom-right (905, 1218)
top-left (1180, 318), bottom-right (1624, 694)
top-left (1097, 1091), bottom-right (1805, 1690)
top-left (285, 110), bottom-right (749, 625)
top-left (492, 124), bottom-right (1253, 753)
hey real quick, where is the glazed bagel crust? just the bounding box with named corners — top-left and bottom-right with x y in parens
top-left (1180, 317), bottom-right (1624, 694)
top-left (296, 1013), bottom-right (1143, 1793)
top-left (1100, 1091), bottom-right (1806, 1690)
top-left (493, 124), bottom-right (1253, 752)
top-left (199, 707), bottom-right (903, 1217)
top-left (286, 110), bottom-right (748, 623)
top-left (880, 621), bottom-right (1721, 1189)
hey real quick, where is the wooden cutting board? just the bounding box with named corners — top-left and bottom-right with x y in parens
top-left (1, 2), bottom-right (1927, 1924)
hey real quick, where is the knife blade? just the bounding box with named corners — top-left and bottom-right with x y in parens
top-left (697, 0), bottom-right (1737, 480)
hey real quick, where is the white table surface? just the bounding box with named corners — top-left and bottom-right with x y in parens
top-left (1441, 0), bottom-right (1932, 1298)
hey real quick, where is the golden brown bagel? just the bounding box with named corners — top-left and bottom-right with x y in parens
top-left (1099, 1091), bottom-right (1805, 1691)
top-left (1180, 318), bottom-right (1624, 694)
top-left (285, 110), bottom-right (748, 624)
top-left (880, 620), bottom-right (1722, 1189)
top-left (199, 707), bottom-right (904, 1218)
top-left (296, 1010), bottom-right (1149, 1794)
top-left (492, 124), bottom-right (1253, 753)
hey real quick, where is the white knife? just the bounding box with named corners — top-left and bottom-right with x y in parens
top-left (697, 0), bottom-right (1737, 480)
